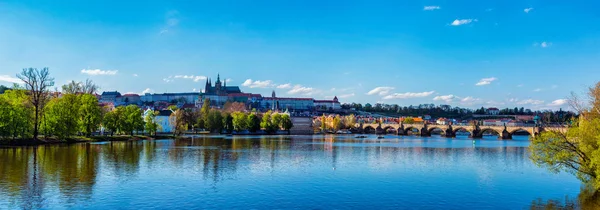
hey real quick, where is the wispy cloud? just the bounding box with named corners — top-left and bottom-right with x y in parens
top-left (549, 99), bottom-right (568, 106)
top-left (533, 88), bottom-right (543, 92)
top-left (241, 79), bottom-right (274, 88)
top-left (534, 41), bottom-right (552, 48)
top-left (81, 69), bottom-right (118, 76)
top-left (133, 74), bottom-right (138, 77)
top-left (287, 85), bottom-right (318, 95)
top-left (383, 91), bottom-right (435, 100)
top-left (451, 19), bottom-right (476, 26)
top-left (0, 75), bottom-right (24, 84)
top-left (517, 99), bottom-right (544, 105)
top-left (367, 87), bottom-right (394, 96)
top-left (424, 6), bottom-right (440, 11)
top-left (460, 96), bottom-right (483, 105)
top-left (141, 88), bottom-right (153, 94)
top-left (173, 75), bottom-right (207, 82)
top-left (475, 77), bottom-right (497, 86)
top-left (517, 84), bottom-right (524, 88)
top-left (433, 95), bottom-right (457, 103)
top-left (338, 93), bottom-right (355, 98)
top-left (277, 83), bottom-right (292, 89)
top-left (524, 7), bottom-right (534, 13)
top-left (160, 10), bottom-right (180, 35)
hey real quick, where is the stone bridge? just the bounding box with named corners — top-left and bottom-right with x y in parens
top-left (357, 123), bottom-right (565, 139)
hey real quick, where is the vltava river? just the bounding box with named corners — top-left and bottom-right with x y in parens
top-left (0, 135), bottom-right (584, 209)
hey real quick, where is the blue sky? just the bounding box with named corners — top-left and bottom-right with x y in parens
top-left (1, 0), bottom-right (599, 110)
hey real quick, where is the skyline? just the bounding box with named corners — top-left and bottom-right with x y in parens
top-left (1, 1), bottom-right (599, 110)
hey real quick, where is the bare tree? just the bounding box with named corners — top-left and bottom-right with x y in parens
top-left (17, 68), bottom-right (55, 140)
top-left (82, 79), bottom-right (99, 94)
top-left (62, 80), bottom-right (82, 94)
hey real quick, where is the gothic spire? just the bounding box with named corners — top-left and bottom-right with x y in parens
top-left (216, 73), bottom-right (221, 84)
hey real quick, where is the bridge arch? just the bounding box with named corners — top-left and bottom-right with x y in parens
top-left (453, 127), bottom-right (472, 136)
top-left (478, 128), bottom-right (500, 137)
top-left (364, 126), bottom-right (376, 134)
top-left (404, 127), bottom-right (420, 135)
top-left (510, 128), bottom-right (532, 136)
top-left (383, 126), bottom-right (397, 134)
top-left (428, 126), bottom-right (445, 135)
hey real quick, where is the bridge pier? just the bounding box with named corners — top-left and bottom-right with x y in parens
top-left (420, 124), bottom-right (431, 137)
top-left (397, 123), bottom-right (406, 136)
top-left (499, 127), bottom-right (512, 140)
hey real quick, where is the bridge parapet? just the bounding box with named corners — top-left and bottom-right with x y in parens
top-left (357, 123), bottom-right (551, 139)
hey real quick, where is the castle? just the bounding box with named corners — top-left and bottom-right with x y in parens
top-left (203, 74), bottom-right (241, 95)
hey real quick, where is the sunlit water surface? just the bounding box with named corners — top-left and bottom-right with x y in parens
top-left (0, 135), bottom-right (582, 209)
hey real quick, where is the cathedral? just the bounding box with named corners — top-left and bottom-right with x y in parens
top-left (203, 74), bottom-right (242, 95)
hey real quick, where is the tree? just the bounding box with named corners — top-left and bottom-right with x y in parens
top-left (103, 110), bottom-right (119, 136)
top-left (62, 80), bottom-right (82, 94)
top-left (199, 98), bottom-right (211, 129)
top-left (17, 67), bottom-right (55, 140)
top-left (530, 81), bottom-right (600, 190)
top-left (169, 109), bottom-right (187, 136)
top-left (232, 112), bottom-right (248, 132)
top-left (281, 114), bottom-right (293, 134)
top-left (272, 113), bottom-right (283, 131)
top-left (79, 94), bottom-right (102, 136)
top-left (261, 111), bottom-right (277, 133)
top-left (332, 115), bottom-right (342, 131)
top-left (206, 110), bottom-right (224, 133)
top-left (0, 89), bottom-right (32, 139)
top-left (320, 115), bottom-right (327, 131)
top-left (403, 117), bottom-right (415, 124)
top-left (247, 113), bottom-right (261, 132)
top-left (223, 113), bottom-right (234, 133)
top-left (44, 94), bottom-right (80, 139)
top-left (145, 110), bottom-right (160, 136)
top-left (0, 85), bottom-right (11, 94)
top-left (224, 101), bottom-right (247, 113)
top-left (343, 114), bottom-right (356, 129)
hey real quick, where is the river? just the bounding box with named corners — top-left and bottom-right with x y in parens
top-left (0, 135), bottom-right (585, 209)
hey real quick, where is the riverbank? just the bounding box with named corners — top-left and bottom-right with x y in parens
top-left (0, 135), bottom-right (157, 146)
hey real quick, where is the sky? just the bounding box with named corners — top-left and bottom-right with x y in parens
top-left (0, 0), bottom-right (599, 110)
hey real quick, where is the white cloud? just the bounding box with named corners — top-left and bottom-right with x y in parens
top-left (81, 69), bottom-right (118, 76)
top-left (241, 79), bottom-right (274, 88)
top-left (225, 78), bottom-right (233, 83)
top-left (524, 7), bottom-right (534, 13)
top-left (460, 96), bottom-right (482, 105)
top-left (383, 91), bottom-right (435, 100)
top-left (540, 42), bottom-right (551, 48)
top-left (367, 87), bottom-right (395, 96)
top-left (141, 88), bottom-right (152, 95)
top-left (549, 99), bottom-right (568, 106)
top-left (533, 88), bottom-right (543, 92)
top-left (338, 93), bottom-right (355, 98)
top-left (424, 6), bottom-right (440, 11)
top-left (277, 83), bottom-right (292, 89)
top-left (433, 95), bottom-right (457, 103)
top-left (475, 77), bottom-right (497, 86)
top-left (287, 85), bottom-right (317, 95)
top-left (0, 75), bottom-right (24, 84)
top-left (451, 19), bottom-right (476, 26)
top-left (163, 77), bottom-right (173, 83)
top-left (133, 74), bottom-right (138, 77)
top-left (517, 99), bottom-right (544, 105)
top-left (160, 10), bottom-right (180, 35)
top-left (517, 84), bottom-right (524, 88)
top-left (173, 75), bottom-right (207, 82)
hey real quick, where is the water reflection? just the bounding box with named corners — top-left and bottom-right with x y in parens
top-left (0, 135), bottom-right (587, 209)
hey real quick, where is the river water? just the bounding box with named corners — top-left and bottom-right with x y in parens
top-left (0, 135), bottom-right (584, 209)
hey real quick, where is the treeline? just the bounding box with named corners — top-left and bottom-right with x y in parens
top-left (168, 99), bottom-right (294, 135)
top-left (315, 115), bottom-right (356, 132)
top-left (343, 103), bottom-right (473, 118)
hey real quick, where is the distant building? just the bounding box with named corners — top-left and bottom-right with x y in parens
top-left (486, 107), bottom-right (500, 115)
top-left (314, 96), bottom-right (341, 111)
top-left (100, 91), bottom-right (121, 103)
top-left (141, 93), bottom-right (199, 104)
top-left (144, 109), bottom-right (175, 133)
top-left (201, 74), bottom-right (242, 106)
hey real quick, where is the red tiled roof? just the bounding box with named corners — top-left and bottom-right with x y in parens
top-left (123, 94), bottom-right (140, 97)
top-left (314, 100), bottom-right (340, 103)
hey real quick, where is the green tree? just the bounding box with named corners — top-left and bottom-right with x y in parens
top-left (332, 115), bottom-right (342, 131)
top-left (122, 105), bottom-right (144, 136)
top-left (102, 110), bottom-right (119, 136)
top-left (17, 67), bottom-right (55, 140)
top-left (198, 98), bottom-right (211, 130)
top-left (232, 112), bottom-right (248, 132)
top-left (272, 113), bottom-right (283, 131)
top-left (0, 89), bottom-right (32, 139)
top-left (247, 113), bottom-right (261, 133)
top-left (281, 114), bottom-right (293, 134)
top-left (44, 94), bottom-right (80, 139)
top-left (78, 94), bottom-right (102, 136)
top-left (145, 110), bottom-right (160, 136)
top-left (403, 117), bottom-right (415, 124)
top-left (343, 114), bottom-right (356, 129)
top-left (530, 82), bottom-right (600, 190)
top-left (223, 113), bottom-right (234, 133)
top-left (320, 115), bottom-right (327, 131)
top-left (206, 110), bottom-right (224, 133)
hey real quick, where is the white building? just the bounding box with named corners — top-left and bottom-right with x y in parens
top-left (143, 109), bottom-right (175, 133)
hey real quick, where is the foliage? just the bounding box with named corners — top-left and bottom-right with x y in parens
top-left (223, 113), bottom-right (234, 133)
top-left (169, 109), bottom-right (187, 136)
top-left (17, 67), bottom-right (55, 140)
top-left (281, 114), bottom-right (293, 132)
top-left (247, 113), bottom-right (261, 132)
top-left (343, 114), bottom-right (356, 129)
top-left (320, 115), bottom-right (327, 131)
top-left (403, 117), bottom-right (415, 124)
top-left (332, 116), bottom-right (342, 131)
top-left (43, 94), bottom-right (80, 139)
top-left (78, 94), bottom-right (102, 136)
top-left (272, 113), bottom-right (283, 130)
top-left (145, 110), bottom-right (160, 136)
top-left (223, 101), bottom-right (247, 113)
top-left (206, 109), bottom-right (223, 133)
top-left (102, 109), bottom-right (119, 136)
top-left (260, 111), bottom-right (278, 133)
top-left (0, 85), bottom-right (10, 94)
top-left (62, 79), bottom-right (99, 94)
top-left (530, 81), bottom-right (600, 190)
top-left (167, 105), bottom-right (179, 111)
top-left (0, 89), bottom-right (33, 139)
top-left (232, 112), bottom-right (248, 132)
top-left (198, 98), bottom-right (211, 130)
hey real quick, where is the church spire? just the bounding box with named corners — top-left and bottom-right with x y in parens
top-left (216, 73), bottom-right (221, 84)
